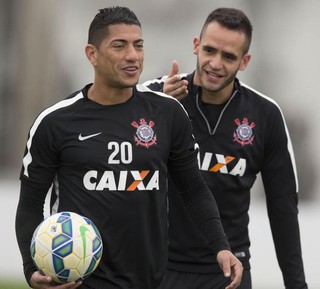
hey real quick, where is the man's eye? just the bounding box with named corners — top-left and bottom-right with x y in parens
top-left (225, 54), bottom-right (236, 61)
top-left (136, 44), bottom-right (144, 50)
top-left (204, 47), bottom-right (214, 54)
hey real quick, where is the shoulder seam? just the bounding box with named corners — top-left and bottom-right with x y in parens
top-left (22, 91), bottom-right (84, 177)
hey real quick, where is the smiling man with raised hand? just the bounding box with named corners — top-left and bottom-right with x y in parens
top-left (144, 7), bottom-right (308, 289)
top-left (15, 6), bottom-right (242, 289)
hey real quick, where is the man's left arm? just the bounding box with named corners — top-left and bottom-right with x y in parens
top-left (167, 101), bottom-right (243, 289)
top-left (261, 107), bottom-right (308, 289)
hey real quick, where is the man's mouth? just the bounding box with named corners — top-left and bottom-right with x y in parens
top-left (124, 66), bottom-right (138, 71)
top-left (207, 71), bottom-right (223, 78)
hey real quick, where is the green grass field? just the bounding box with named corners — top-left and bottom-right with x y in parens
top-left (0, 280), bottom-right (29, 289)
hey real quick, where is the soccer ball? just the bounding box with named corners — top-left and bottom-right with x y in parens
top-left (30, 211), bottom-right (103, 283)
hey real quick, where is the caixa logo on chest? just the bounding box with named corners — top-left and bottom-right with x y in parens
top-left (83, 170), bottom-right (160, 191)
top-left (199, 153), bottom-right (246, 176)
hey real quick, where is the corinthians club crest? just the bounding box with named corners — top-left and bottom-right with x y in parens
top-left (233, 118), bottom-right (255, 146)
top-left (131, 118), bottom-right (157, 148)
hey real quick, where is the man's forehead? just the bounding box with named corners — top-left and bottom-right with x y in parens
top-left (107, 24), bottom-right (142, 38)
top-left (201, 22), bottom-right (246, 51)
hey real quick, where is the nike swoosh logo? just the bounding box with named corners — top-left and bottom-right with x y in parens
top-left (78, 132), bottom-right (102, 141)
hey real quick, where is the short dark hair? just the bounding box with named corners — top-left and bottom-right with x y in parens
top-left (200, 8), bottom-right (253, 54)
top-left (88, 6), bottom-right (141, 48)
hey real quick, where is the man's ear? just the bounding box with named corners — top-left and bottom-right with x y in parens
top-left (85, 44), bottom-right (98, 66)
top-left (239, 53), bottom-right (251, 71)
top-left (193, 36), bottom-right (200, 55)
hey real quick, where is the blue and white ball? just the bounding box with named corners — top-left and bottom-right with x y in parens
top-left (30, 211), bottom-right (103, 283)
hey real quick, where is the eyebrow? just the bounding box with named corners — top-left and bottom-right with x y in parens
top-left (111, 38), bottom-right (144, 44)
top-left (203, 45), bottom-right (238, 58)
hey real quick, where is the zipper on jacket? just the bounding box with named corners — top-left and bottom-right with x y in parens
top-left (195, 89), bottom-right (238, 135)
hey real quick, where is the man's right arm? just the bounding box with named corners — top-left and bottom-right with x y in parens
top-left (15, 181), bottom-right (48, 285)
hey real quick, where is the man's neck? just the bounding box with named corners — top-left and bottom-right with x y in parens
top-left (88, 83), bottom-right (133, 105)
top-left (200, 85), bottom-right (234, 105)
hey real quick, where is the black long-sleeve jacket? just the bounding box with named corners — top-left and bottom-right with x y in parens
top-left (144, 72), bottom-right (308, 289)
top-left (16, 84), bottom-right (229, 289)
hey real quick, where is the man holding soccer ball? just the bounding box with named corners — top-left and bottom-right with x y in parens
top-left (15, 6), bottom-right (243, 289)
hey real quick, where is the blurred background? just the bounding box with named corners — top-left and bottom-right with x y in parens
top-left (0, 0), bottom-right (319, 288)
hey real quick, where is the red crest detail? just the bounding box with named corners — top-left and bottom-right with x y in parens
top-left (233, 118), bottom-right (255, 146)
top-left (132, 118), bottom-right (157, 148)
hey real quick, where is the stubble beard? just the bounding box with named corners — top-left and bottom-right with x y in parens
top-left (197, 61), bottom-right (237, 94)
